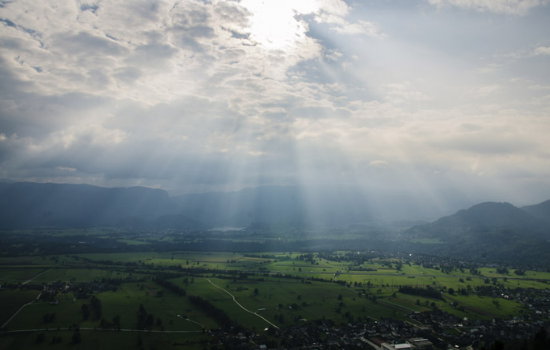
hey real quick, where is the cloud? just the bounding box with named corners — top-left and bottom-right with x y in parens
top-left (382, 81), bottom-right (432, 104)
top-left (470, 84), bottom-right (502, 97)
top-left (53, 31), bottom-right (127, 56)
top-left (313, 3), bottom-right (385, 38)
top-left (428, 0), bottom-right (550, 15)
top-left (369, 160), bottom-right (388, 167)
top-left (0, 0), bottom-right (549, 204)
top-left (534, 46), bottom-right (550, 55)
top-left (329, 20), bottom-right (385, 38)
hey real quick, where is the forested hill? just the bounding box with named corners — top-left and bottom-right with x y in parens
top-left (404, 200), bottom-right (550, 264)
top-left (406, 201), bottom-right (550, 239)
top-left (522, 199), bottom-right (550, 223)
top-left (434, 202), bottom-right (545, 231)
top-left (0, 182), bottom-right (177, 228)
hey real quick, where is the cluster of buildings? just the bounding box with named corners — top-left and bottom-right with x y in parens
top-left (208, 305), bottom-right (550, 350)
top-left (409, 309), bottom-right (549, 348)
top-left (209, 318), bottom-right (436, 350)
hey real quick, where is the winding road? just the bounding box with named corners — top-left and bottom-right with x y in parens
top-left (206, 278), bottom-right (279, 329)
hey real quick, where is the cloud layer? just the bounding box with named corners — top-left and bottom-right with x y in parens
top-left (1, 0), bottom-right (550, 206)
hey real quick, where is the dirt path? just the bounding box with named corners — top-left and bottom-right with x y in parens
top-left (2, 292), bottom-right (42, 328)
top-left (206, 279), bottom-right (279, 329)
top-left (1, 327), bottom-right (204, 334)
top-left (185, 318), bottom-right (205, 329)
top-left (378, 299), bottom-right (417, 313)
top-left (3, 269), bottom-right (55, 328)
top-left (21, 269), bottom-right (49, 285)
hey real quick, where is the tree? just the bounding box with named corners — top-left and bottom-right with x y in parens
top-left (490, 339), bottom-right (504, 350)
top-left (72, 331), bottom-right (81, 344)
top-left (36, 333), bottom-right (45, 343)
top-left (100, 318), bottom-right (109, 329)
top-left (145, 314), bottom-right (154, 329)
top-left (43, 313), bottom-right (56, 323)
top-left (533, 327), bottom-right (549, 350)
top-left (254, 288), bottom-right (259, 296)
top-left (113, 315), bottom-right (121, 331)
top-left (81, 304), bottom-right (90, 320)
top-left (90, 295), bottom-right (102, 320)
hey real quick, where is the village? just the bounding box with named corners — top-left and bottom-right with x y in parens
top-left (208, 309), bottom-right (550, 350)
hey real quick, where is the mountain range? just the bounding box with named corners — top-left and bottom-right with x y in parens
top-left (1, 181), bottom-right (549, 237)
top-left (0, 182), bottom-right (176, 229)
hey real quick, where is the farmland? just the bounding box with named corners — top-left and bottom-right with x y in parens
top-left (1, 232), bottom-right (549, 349)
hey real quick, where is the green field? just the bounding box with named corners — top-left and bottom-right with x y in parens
top-left (1, 250), bottom-right (549, 349)
top-left (0, 330), bottom-right (209, 350)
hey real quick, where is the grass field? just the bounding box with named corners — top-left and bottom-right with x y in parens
top-left (0, 330), bottom-right (208, 350)
top-left (31, 269), bottom-right (137, 283)
top-left (1, 249), bottom-right (548, 349)
top-left (0, 289), bottom-right (41, 326)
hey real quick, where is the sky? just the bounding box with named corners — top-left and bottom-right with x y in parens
top-left (1, 0), bottom-right (550, 206)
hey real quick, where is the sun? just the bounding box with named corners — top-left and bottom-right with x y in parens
top-left (240, 0), bottom-right (319, 51)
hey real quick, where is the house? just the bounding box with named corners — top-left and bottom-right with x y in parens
top-left (382, 343), bottom-right (412, 350)
top-left (408, 338), bottom-right (434, 349)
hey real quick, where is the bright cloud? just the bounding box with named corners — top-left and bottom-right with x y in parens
top-left (0, 0), bottom-right (549, 203)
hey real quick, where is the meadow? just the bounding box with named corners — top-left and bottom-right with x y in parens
top-left (1, 248), bottom-right (549, 349)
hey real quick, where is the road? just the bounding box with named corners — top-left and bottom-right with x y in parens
top-left (21, 269), bottom-right (49, 285)
top-left (1, 327), bottom-right (204, 334)
top-left (378, 299), bottom-right (417, 313)
top-left (2, 269), bottom-right (50, 328)
top-left (1, 292), bottom-right (41, 328)
top-left (185, 318), bottom-right (205, 329)
top-left (206, 278), bottom-right (279, 329)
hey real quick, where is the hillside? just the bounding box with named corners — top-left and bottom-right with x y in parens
top-left (522, 199), bottom-right (550, 223)
top-left (434, 202), bottom-right (545, 230)
top-left (0, 182), bottom-right (177, 228)
top-left (405, 201), bottom-right (550, 264)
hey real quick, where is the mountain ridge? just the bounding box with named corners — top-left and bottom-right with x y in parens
top-left (0, 182), bottom-right (178, 228)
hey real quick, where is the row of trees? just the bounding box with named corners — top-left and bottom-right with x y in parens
top-left (398, 286), bottom-right (444, 300)
top-left (155, 277), bottom-right (186, 296)
top-left (188, 295), bottom-right (232, 327)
